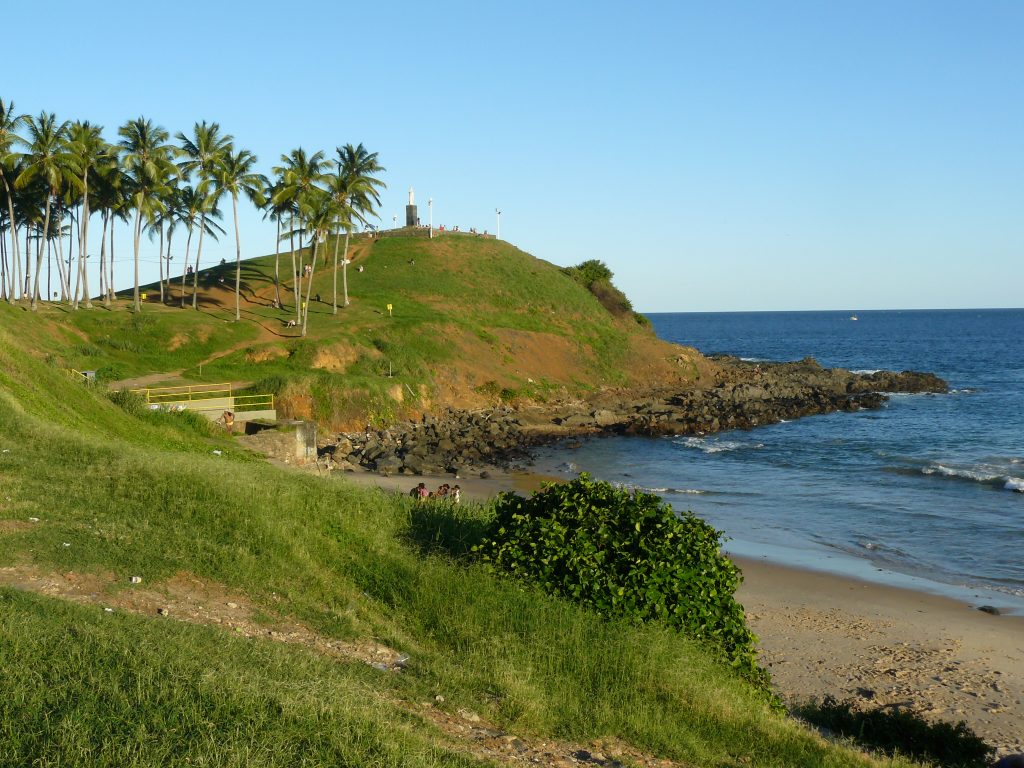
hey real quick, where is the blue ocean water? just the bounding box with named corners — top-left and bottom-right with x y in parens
top-left (533, 309), bottom-right (1024, 612)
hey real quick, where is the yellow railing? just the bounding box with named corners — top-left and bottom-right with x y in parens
top-left (67, 368), bottom-right (92, 382)
top-left (131, 382), bottom-right (233, 404)
top-left (182, 394), bottom-right (275, 414)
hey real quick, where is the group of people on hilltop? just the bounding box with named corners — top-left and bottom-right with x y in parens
top-left (410, 482), bottom-right (461, 503)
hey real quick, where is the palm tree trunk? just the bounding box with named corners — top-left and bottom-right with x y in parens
top-left (289, 213), bottom-right (299, 325)
top-left (342, 231), bottom-right (351, 307)
top-left (158, 221), bottom-right (165, 304)
top-left (31, 195), bottom-right (52, 310)
top-left (301, 237), bottom-right (318, 337)
top-left (132, 200), bottom-right (143, 312)
top-left (192, 211), bottom-right (207, 310)
top-left (3, 183), bottom-right (20, 305)
top-left (99, 210), bottom-right (109, 306)
top-left (180, 225), bottom-right (194, 308)
top-left (232, 192), bottom-right (241, 321)
top-left (108, 216), bottom-right (116, 304)
top-left (164, 228), bottom-right (175, 302)
top-left (332, 223), bottom-right (340, 314)
top-left (82, 189), bottom-right (92, 308)
top-left (273, 217), bottom-right (281, 307)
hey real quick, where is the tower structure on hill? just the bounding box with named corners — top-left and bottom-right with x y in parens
top-left (406, 187), bottom-right (418, 227)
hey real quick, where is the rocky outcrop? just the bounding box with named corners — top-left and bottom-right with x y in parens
top-left (324, 407), bottom-right (532, 476)
top-left (530, 357), bottom-right (947, 437)
top-left (316, 358), bottom-right (947, 475)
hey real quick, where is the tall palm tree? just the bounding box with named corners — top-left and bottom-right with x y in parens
top-left (176, 186), bottom-right (225, 308)
top-left (91, 159), bottom-right (127, 305)
top-left (177, 121), bottom-right (232, 309)
top-left (15, 112), bottom-right (72, 310)
top-left (118, 117), bottom-right (176, 312)
top-left (272, 148), bottom-right (327, 326)
top-left (296, 187), bottom-right (335, 337)
top-left (66, 121), bottom-right (108, 309)
top-left (333, 143), bottom-right (385, 310)
top-left (262, 175), bottom-right (290, 308)
top-left (0, 99), bottom-right (27, 305)
top-left (215, 146), bottom-right (266, 321)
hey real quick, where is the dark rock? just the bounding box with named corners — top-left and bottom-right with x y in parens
top-left (978, 605), bottom-right (1001, 616)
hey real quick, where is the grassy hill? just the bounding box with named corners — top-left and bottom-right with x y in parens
top-left (0, 315), bottom-right (924, 767)
top-left (0, 232), bottom-right (712, 430)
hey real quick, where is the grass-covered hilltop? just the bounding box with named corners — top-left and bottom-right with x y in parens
top-left (4, 232), bottom-right (714, 430)
top-left (0, 230), bottom-right (975, 768)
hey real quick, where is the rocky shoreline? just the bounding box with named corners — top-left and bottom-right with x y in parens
top-left (316, 357), bottom-right (947, 478)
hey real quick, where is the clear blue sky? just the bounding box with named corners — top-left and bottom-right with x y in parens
top-left (5, 0), bottom-right (1022, 311)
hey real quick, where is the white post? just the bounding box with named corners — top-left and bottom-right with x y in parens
top-left (428, 198), bottom-right (433, 239)
top-left (393, 214), bottom-right (397, 230)
top-left (495, 208), bottom-right (501, 240)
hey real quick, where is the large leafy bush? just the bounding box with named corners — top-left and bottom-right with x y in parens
top-left (474, 475), bottom-right (767, 687)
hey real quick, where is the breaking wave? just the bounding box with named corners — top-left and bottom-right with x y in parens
top-left (675, 436), bottom-right (764, 454)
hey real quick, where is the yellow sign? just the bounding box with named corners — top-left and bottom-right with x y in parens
top-left (387, 303), bottom-right (393, 316)
top-left (141, 292), bottom-right (147, 300)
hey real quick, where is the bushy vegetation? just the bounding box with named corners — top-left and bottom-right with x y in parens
top-left (473, 475), bottom-right (768, 689)
top-left (797, 698), bottom-right (993, 768)
top-left (562, 259), bottom-right (642, 321)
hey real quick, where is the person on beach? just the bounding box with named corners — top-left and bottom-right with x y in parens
top-left (451, 485), bottom-right (461, 504)
top-left (411, 482), bottom-right (428, 500)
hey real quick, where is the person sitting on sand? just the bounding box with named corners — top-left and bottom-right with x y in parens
top-left (451, 485), bottom-right (461, 504)
top-left (416, 482), bottom-right (429, 500)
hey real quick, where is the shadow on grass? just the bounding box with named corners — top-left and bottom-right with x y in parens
top-left (403, 500), bottom-right (493, 561)
top-left (795, 697), bottom-right (993, 768)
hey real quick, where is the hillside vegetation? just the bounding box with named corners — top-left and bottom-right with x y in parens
top-left (0, 296), bottom-right (926, 766)
top-left (0, 232), bottom-right (712, 430)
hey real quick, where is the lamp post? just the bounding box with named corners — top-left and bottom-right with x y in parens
top-left (393, 214), bottom-right (397, 230)
top-left (428, 198), bottom-right (433, 239)
top-left (495, 208), bottom-right (501, 240)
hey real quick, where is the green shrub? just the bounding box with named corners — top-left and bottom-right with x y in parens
top-left (108, 388), bottom-right (147, 417)
top-left (562, 259), bottom-right (613, 286)
top-left (473, 475), bottom-right (768, 688)
top-left (796, 697), bottom-right (993, 768)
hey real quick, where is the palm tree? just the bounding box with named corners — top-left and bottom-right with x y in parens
top-left (214, 146), bottom-right (266, 321)
top-left (333, 143), bottom-right (385, 310)
top-left (177, 121), bottom-right (232, 309)
top-left (65, 121), bottom-right (108, 309)
top-left (262, 175), bottom-right (290, 308)
top-left (0, 99), bottom-right (27, 305)
top-left (175, 186), bottom-right (225, 308)
top-left (118, 117), bottom-right (176, 312)
top-left (272, 148), bottom-right (328, 326)
top-left (296, 187), bottom-right (336, 337)
top-left (91, 159), bottom-right (127, 305)
top-left (15, 112), bottom-right (72, 310)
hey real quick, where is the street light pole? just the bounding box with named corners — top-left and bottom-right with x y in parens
top-left (393, 214), bottom-right (397, 230)
top-left (495, 208), bottom-right (501, 240)
top-left (428, 198), bottom-right (433, 239)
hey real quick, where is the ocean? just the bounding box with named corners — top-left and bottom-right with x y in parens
top-left (532, 309), bottom-right (1024, 613)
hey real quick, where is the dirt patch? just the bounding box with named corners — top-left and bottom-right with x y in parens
top-left (246, 346), bottom-right (289, 364)
top-left (167, 333), bottom-right (189, 352)
top-left (493, 329), bottom-right (582, 383)
top-left (0, 520), bottom-right (35, 534)
top-left (311, 343), bottom-right (362, 373)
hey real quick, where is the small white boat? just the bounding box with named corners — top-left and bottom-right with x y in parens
top-left (850, 315), bottom-right (859, 321)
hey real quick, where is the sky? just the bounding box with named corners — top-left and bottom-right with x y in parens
top-left (4, 0), bottom-right (1022, 312)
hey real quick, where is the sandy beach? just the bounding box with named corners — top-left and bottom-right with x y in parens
top-left (333, 466), bottom-right (1023, 755)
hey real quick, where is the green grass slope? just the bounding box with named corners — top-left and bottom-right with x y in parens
top-left (0, 327), bottom-right (915, 767)
top-left (0, 232), bottom-right (707, 429)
